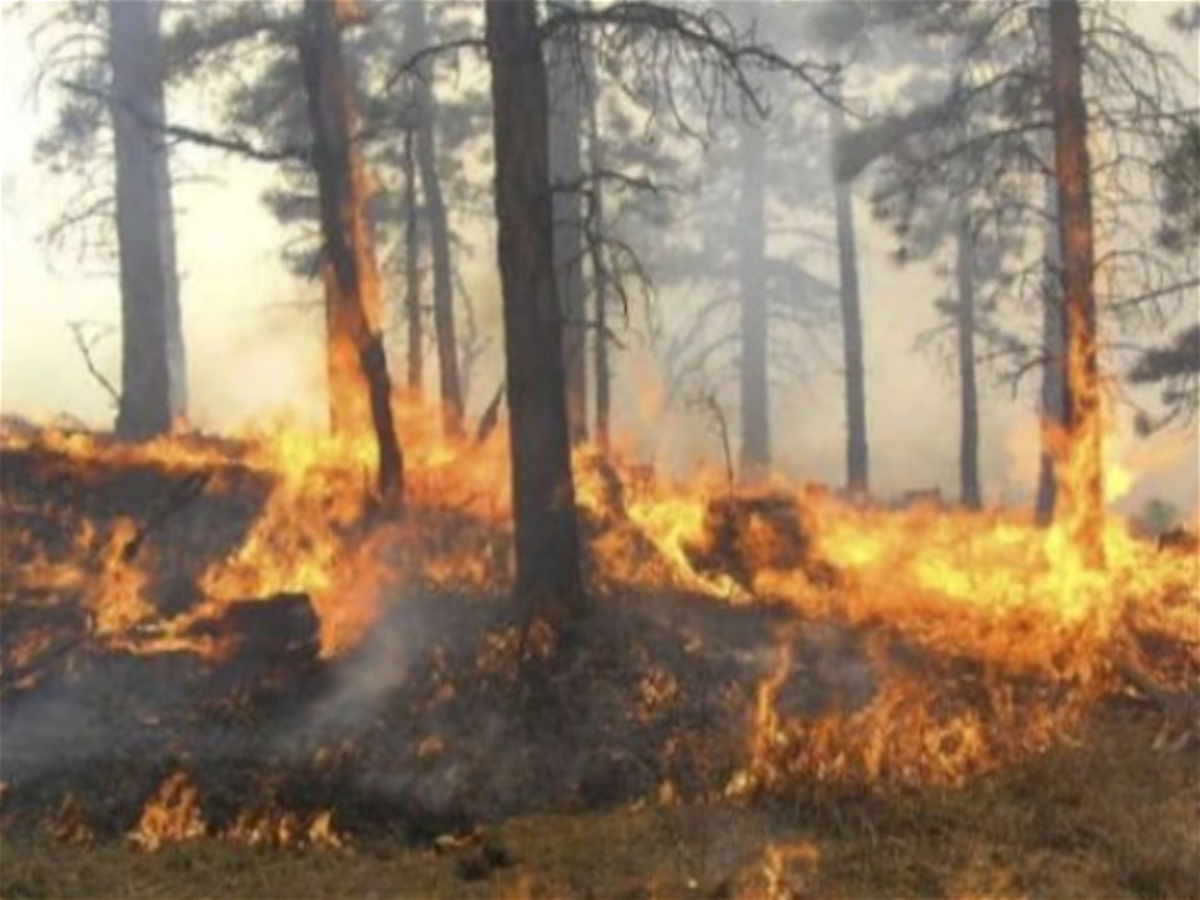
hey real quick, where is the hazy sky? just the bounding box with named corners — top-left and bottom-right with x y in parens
top-left (0, 1), bottom-right (1196, 514)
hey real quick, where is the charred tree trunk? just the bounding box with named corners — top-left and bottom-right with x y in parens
top-left (108, 0), bottom-right (181, 440)
top-left (300, 0), bottom-right (403, 500)
top-left (1037, 169), bottom-right (1067, 524)
top-left (954, 211), bottom-right (982, 509)
top-left (831, 100), bottom-right (870, 497)
top-left (1048, 0), bottom-right (1105, 566)
top-left (548, 0), bottom-right (589, 445)
top-left (485, 0), bottom-right (588, 628)
top-left (738, 119), bottom-right (770, 484)
top-left (402, 130), bottom-right (423, 393)
top-left (404, 0), bottom-right (463, 436)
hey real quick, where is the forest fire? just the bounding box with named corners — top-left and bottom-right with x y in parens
top-left (3, 0), bottom-right (1198, 894)
top-left (3, 408), bottom-right (1195, 820)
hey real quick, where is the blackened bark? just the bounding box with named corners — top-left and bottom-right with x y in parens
top-left (738, 119), bottom-right (770, 483)
top-left (954, 211), bottom-right (982, 509)
top-left (485, 0), bottom-right (588, 627)
top-left (1049, 0), bottom-right (1105, 566)
top-left (402, 130), bottom-right (423, 393)
top-left (300, 0), bottom-right (403, 500)
top-left (109, 0), bottom-right (178, 440)
top-left (831, 101), bottom-right (870, 496)
top-left (548, 0), bottom-right (589, 445)
top-left (1036, 171), bottom-right (1067, 524)
top-left (404, 0), bottom-right (463, 436)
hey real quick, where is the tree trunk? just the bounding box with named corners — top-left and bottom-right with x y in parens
top-left (583, 15), bottom-right (610, 454)
top-left (954, 211), bottom-right (982, 509)
top-left (402, 130), bottom-right (423, 393)
top-left (404, 0), bottom-right (463, 436)
top-left (831, 100), bottom-right (870, 497)
top-left (738, 118), bottom-right (770, 483)
top-left (1048, 0), bottom-right (1105, 566)
top-left (108, 0), bottom-right (179, 440)
top-left (1036, 170), bottom-right (1067, 524)
top-left (300, 0), bottom-right (403, 500)
top-left (547, 0), bottom-right (589, 445)
top-left (485, 0), bottom-right (588, 628)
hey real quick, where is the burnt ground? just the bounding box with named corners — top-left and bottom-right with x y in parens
top-left (1, 436), bottom-right (1198, 899)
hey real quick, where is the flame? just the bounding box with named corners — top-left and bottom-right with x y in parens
top-left (3, 393), bottom-right (1195, 800)
top-left (128, 773), bottom-right (206, 852)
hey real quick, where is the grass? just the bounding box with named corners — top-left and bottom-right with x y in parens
top-left (2, 706), bottom-right (1197, 900)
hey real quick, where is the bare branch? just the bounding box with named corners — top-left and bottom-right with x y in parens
top-left (67, 320), bottom-right (119, 407)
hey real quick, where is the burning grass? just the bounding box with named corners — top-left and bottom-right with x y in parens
top-left (1, 410), bottom-right (1198, 898)
top-left (1, 709), bottom-right (1196, 899)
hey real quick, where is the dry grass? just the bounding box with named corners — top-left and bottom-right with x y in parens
top-left (2, 706), bottom-right (1196, 900)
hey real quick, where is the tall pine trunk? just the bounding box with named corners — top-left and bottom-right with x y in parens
top-left (831, 100), bottom-right (870, 497)
top-left (1036, 167), bottom-right (1067, 523)
top-left (1048, 0), bottom-right (1105, 566)
top-left (738, 118), bottom-right (770, 483)
top-left (108, 0), bottom-right (181, 439)
top-left (547, 0), bottom-right (588, 445)
top-left (954, 210), bottom-right (982, 509)
top-left (401, 130), bottom-right (423, 393)
top-left (403, 1), bottom-right (463, 436)
top-left (300, 0), bottom-right (403, 499)
top-left (485, 0), bottom-right (588, 628)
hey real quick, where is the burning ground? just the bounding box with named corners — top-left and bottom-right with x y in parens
top-left (0, 413), bottom-right (1198, 899)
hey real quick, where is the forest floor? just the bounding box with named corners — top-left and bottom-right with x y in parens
top-left (2, 710), bottom-right (1197, 900)
top-left (0, 433), bottom-right (1197, 900)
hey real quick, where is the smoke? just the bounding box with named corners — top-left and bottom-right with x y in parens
top-left (1, 4), bottom-right (1196, 510)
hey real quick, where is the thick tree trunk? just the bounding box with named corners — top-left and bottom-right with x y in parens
top-left (738, 119), bottom-right (770, 483)
top-left (831, 102), bottom-right (870, 497)
top-left (1036, 168), bottom-right (1067, 524)
top-left (547, 0), bottom-right (589, 445)
top-left (300, 0), bottom-right (403, 500)
top-left (108, 0), bottom-right (180, 440)
top-left (402, 130), bottom-right (423, 393)
top-left (954, 211), bottom-right (982, 509)
top-left (1048, 0), bottom-right (1105, 566)
top-left (485, 0), bottom-right (588, 628)
top-left (403, 1), bottom-right (463, 436)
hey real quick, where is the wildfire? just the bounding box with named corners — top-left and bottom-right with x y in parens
top-left (128, 773), bottom-right (206, 852)
top-left (1, 400), bottom-right (1195, 801)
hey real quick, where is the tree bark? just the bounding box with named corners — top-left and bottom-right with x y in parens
top-left (1048, 0), bottom-right (1105, 566)
top-left (1036, 170), bottom-right (1067, 524)
top-left (108, 0), bottom-right (180, 440)
top-left (404, 1), bottom-right (463, 436)
top-left (954, 210), bottom-right (982, 509)
top-left (401, 130), bottom-right (423, 393)
top-left (831, 100), bottom-right (870, 497)
top-left (300, 0), bottom-right (403, 500)
top-left (547, 0), bottom-right (589, 445)
top-left (738, 118), bottom-right (770, 484)
top-left (485, 0), bottom-right (588, 628)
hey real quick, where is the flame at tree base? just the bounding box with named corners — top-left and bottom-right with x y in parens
top-left (1, 404), bottom-right (1195, 804)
